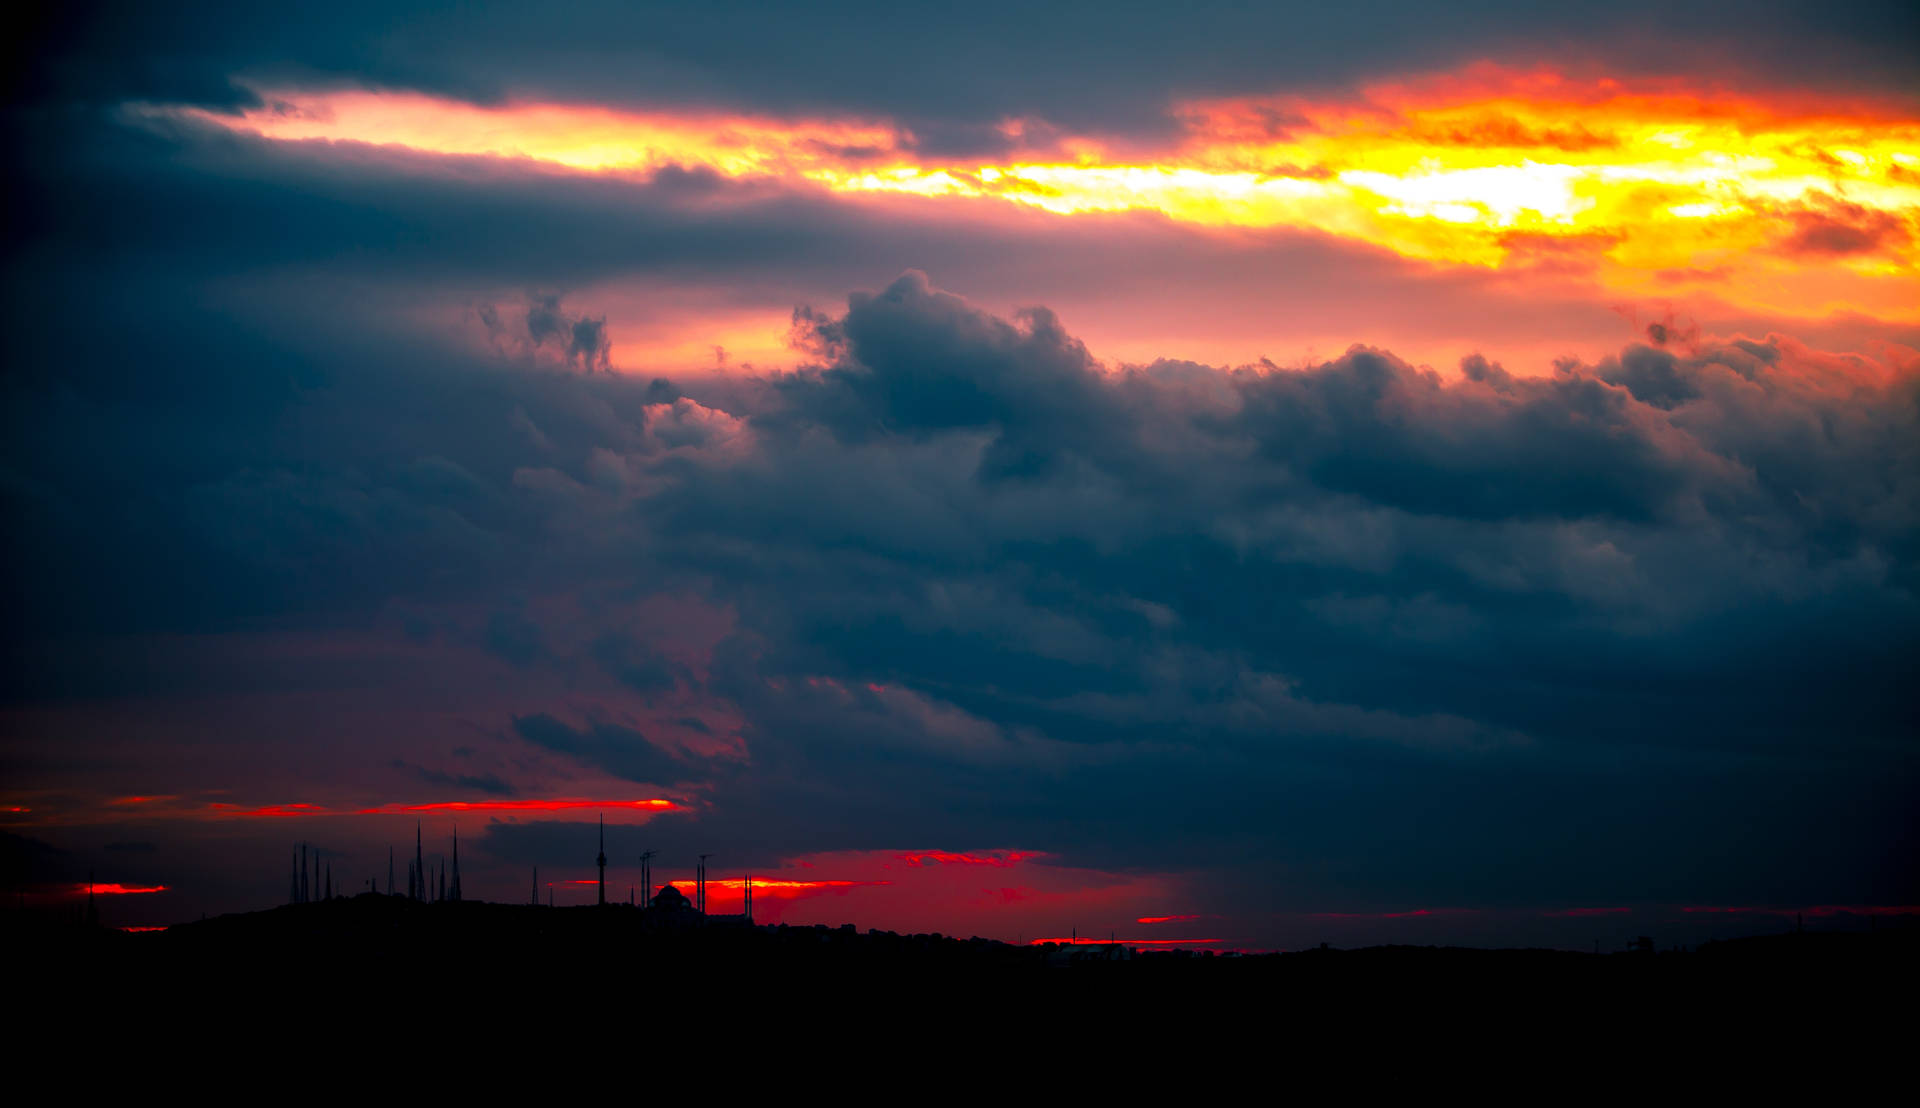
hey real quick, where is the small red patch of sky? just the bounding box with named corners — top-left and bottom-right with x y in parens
top-left (77, 883), bottom-right (168, 895)
top-left (1137, 914), bottom-right (1203, 925)
top-left (742, 848), bottom-right (1182, 939)
top-left (209, 802), bottom-right (329, 818)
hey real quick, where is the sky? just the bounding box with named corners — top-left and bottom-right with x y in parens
top-left (2, 1), bottom-right (1917, 949)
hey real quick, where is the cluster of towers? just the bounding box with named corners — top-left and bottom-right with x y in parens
top-left (402, 822), bottom-right (462, 903)
top-left (523, 822), bottom-right (752, 921)
top-left (284, 815), bottom-right (753, 920)
top-left (288, 822), bottom-right (461, 906)
top-left (288, 842), bottom-right (335, 903)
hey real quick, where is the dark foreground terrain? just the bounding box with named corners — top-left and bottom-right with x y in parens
top-left (12, 895), bottom-right (1916, 1069)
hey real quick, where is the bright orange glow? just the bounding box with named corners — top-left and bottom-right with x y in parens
top-left (1137, 914), bottom-right (1202, 924)
top-left (79, 883), bottom-right (168, 895)
top-left (150, 88), bottom-right (907, 176)
top-left (147, 68), bottom-right (1920, 323)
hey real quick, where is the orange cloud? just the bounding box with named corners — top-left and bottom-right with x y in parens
top-left (146, 66), bottom-right (1919, 326)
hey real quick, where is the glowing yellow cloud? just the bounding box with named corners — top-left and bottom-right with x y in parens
top-left (140, 67), bottom-right (1920, 322)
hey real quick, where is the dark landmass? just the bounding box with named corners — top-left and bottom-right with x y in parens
top-left (18, 891), bottom-right (1918, 987)
top-left (13, 894), bottom-right (1917, 1066)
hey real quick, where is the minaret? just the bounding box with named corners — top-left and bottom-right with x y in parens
top-left (437, 859), bottom-right (445, 903)
top-left (300, 843), bottom-right (309, 904)
top-left (745, 874), bottom-right (753, 923)
top-left (324, 861), bottom-right (332, 901)
top-left (290, 851), bottom-right (300, 905)
top-left (388, 846), bottom-right (395, 898)
top-left (414, 822), bottom-right (424, 903)
top-left (531, 866), bottom-right (538, 907)
top-left (450, 831), bottom-right (462, 903)
top-left (596, 814), bottom-right (607, 907)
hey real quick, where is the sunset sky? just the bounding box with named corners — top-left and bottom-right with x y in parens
top-left (4, 1), bottom-right (1916, 948)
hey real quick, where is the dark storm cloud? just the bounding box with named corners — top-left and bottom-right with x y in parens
top-left (393, 761), bottom-right (518, 797)
top-left (510, 714), bottom-right (714, 786)
top-left (13, 1), bottom-right (1918, 140)
top-left (5, 250), bottom-right (1915, 910)
top-left (4, 48), bottom-right (1918, 925)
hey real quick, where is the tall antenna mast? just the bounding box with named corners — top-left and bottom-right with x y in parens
top-left (596, 813), bottom-right (607, 907)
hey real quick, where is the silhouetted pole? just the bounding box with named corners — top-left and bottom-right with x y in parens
top-left (414, 822), bottom-right (424, 903)
top-left (300, 843), bottom-right (309, 904)
top-left (532, 865), bottom-right (539, 906)
top-left (450, 830), bottom-right (462, 903)
top-left (388, 846), bottom-right (395, 899)
top-left (597, 814), bottom-right (607, 907)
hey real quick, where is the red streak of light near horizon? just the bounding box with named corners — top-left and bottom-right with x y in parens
top-left (1137, 915), bottom-right (1202, 924)
top-left (666, 878), bottom-right (890, 898)
top-left (209, 803), bottom-right (327, 817)
top-left (77, 883), bottom-right (168, 895)
top-left (120, 926), bottom-right (169, 932)
top-left (1029, 937), bottom-right (1221, 946)
top-left (895, 850), bottom-right (1045, 867)
top-left (358, 799), bottom-right (679, 814)
top-left (199, 798), bottom-right (680, 817)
